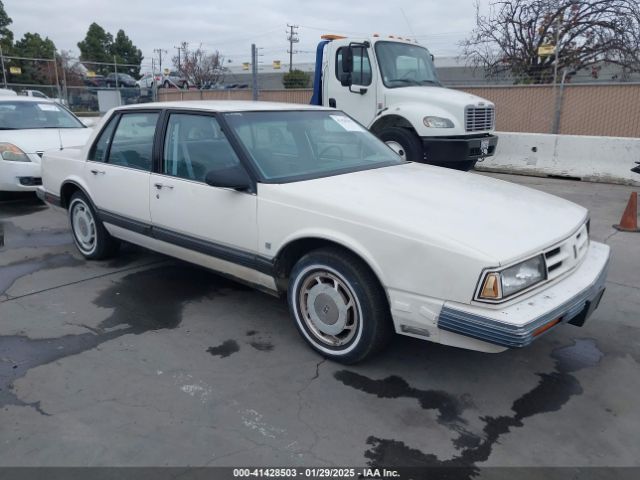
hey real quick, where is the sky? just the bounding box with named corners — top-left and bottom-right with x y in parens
top-left (4, 0), bottom-right (481, 72)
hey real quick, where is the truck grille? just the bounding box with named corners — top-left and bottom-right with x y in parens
top-left (465, 106), bottom-right (495, 132)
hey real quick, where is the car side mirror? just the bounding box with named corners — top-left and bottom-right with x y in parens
top-left (205, 165), bottom-right (252, 191)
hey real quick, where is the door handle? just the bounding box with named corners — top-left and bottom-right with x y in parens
top-left (154, 183), bottom-right (174, 190)
top-left (90, 169), bottom-right (105, 175)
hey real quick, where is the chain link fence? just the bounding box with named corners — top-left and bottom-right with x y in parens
top-left (0, 52), bottom-right (156, 113)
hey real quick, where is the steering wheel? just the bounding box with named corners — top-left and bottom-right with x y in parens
top-left (318, 145), bottom-right (344, 161)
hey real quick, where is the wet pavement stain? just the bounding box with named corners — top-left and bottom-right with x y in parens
top-left (0, 263), bottom-right (240, 414)
top-left (207, 340), bottom-right (240, 358)
top-left (0, 253), bottom-right (83, 296)
top-left (0, 222), bottom-right (73, 250)
top-left (334, 371), bottom-right (466, 424)
top-left (249, 340), bottom-right (274, 352)
top-left (362, 339), bottom-right (604, 476)
top-left (0, 197), bottom-right (47, 219)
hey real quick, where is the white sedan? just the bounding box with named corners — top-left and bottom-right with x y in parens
top-left (38, 101), bottom-right (610, 363)
top-left (0, 96), bottom-right (93, 192)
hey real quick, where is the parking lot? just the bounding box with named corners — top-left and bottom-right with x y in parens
top-left (0, 172), bottom-right (638, 470)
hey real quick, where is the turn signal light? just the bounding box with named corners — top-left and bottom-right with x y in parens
top-left (480, 273), bottom-right (500, 299)
top-left (533, 318), bottom-right (562, 337)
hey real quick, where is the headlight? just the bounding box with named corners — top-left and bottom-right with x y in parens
top-left (423, 116), bottom-right (454, 128)
top-left (0, 143), bottom-right (31, 162)
top-left (478, 254), bottom-right (546, 301)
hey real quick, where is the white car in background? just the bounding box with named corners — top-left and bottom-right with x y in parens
top-left (0, 96), bottom-right (93, 192)
top-left (38, 101), bottom-right (610, 363)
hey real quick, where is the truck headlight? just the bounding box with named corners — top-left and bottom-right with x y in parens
top-left (0, 143), bottom-right (31, 162)
top-left (423, 116), bottom-right (454, 128)
top-left (478, 255), bottom-right (546, 301)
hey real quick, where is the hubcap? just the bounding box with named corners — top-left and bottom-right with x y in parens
top-left (385, 140), bottom-right (406, 159)
top-left (71, 202), bottom-right (96, 252)
top-left (299, 270), bottom-right (359, 347)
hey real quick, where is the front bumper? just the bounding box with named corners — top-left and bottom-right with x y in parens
top-left (0, 156), bottom-right (42, 192)
top-left (422, 134), bottom-right (498, 164)
top-left (438, 241), bottom-right (610, 348)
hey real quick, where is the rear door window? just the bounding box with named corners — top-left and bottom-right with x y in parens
top-left (107, 112), bottom-right (159, 171)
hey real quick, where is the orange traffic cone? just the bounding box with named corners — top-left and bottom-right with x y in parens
top-left (613, 192), bottom-right (639, 232)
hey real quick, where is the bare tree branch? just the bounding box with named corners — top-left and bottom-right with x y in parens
top-left (462, 0), bottom-right (640, 83)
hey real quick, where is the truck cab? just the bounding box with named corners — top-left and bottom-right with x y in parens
top-left (310, 35), bottom-right (498, 170)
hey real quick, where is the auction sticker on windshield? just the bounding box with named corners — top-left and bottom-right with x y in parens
top-left (330, 114), bottom-right (366, 132)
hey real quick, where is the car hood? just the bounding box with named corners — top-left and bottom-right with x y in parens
top-left (386, 85), bottom-right (493, 112)
top-left (0, 128), bottom-right (93, 155)
top-left (261, 163), bottom-right (587, 264)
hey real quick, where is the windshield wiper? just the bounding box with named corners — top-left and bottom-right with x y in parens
top-left (388, 78), bottom-right (422, 85)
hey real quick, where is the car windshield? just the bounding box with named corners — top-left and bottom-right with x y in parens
top-left (223, 110), bottom-right (404, 182)
top-left (0, 101), bottom-right (85, 129)
top-left (375, 41), bottom-right (441, 88)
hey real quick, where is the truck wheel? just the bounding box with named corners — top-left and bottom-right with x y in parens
top-left (378, 127), bottom-right (424, 163)
top-left (288, 247), bottom-right (393, 364)
top-left (68, 192), bottom-right (120, 260)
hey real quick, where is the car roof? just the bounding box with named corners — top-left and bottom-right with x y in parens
top-left (0, 96), bottom-right (56, 104)
top-left (114, 100), bottom-right (333, 113)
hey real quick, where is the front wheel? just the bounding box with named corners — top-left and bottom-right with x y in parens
top-left (288, 248), bottom-right (392, 364)
top-left (377, 127), bottom-right (424, 163)
top-left (68, 192), bottom-right (120, 260)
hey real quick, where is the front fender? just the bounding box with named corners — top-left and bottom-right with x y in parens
top-left (371, 103), bottom-right (464, 136)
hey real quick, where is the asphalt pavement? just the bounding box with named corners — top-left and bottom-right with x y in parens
top-left (0, 173), bottom-right (638, 472)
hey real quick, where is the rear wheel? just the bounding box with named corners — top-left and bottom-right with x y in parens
top-left (68, 192), bottom-right (119, 260)
top-left (378, 127), bottom-right (424, 163)
top-left (288, 248), bottom-right (392, 364)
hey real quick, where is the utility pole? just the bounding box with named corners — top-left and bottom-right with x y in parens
top-left (286, 24), bottom-right (299, 72)
top-left (251, 44), bottom-right (258, 101)
top-left (174, 45), bottom-right (182, 73)
top-left (154, 48), bottom-right (168, 75)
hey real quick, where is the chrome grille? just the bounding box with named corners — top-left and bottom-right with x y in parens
top-left (465, 106), bottom-right (495, 132)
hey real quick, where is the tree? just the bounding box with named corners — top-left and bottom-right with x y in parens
top-left (462, 0), bottom-right (640, 84)
top-left (0, 0), bottom-right (12, 53)
top-left (10, 33), bottom-right (56, 85)
top-left (283, 69), bottom-right (310, 88)
top-left (77, 23), bottom-right (114, 75)
top-left (111, 30), bottom-right (143, 77)
top-left (172, 42), bottom-right (225, 87)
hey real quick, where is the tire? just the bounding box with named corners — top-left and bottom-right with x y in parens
top-left (68, 191), bottom-right (120, 260)
top-left (288, 247), bottom-right (393, 364)
top-left (377, 127), bottom-right (424, 163)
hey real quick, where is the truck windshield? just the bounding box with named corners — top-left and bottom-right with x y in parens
top-left (374, 41), bottom-right (441, 88)
top-left (223, 110), bottom-right (404, 182)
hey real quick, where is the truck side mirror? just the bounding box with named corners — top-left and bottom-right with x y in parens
top-left (340, 73), bottom-right (353, 87)
top-left (342, 47), bottom-right (354, 73)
